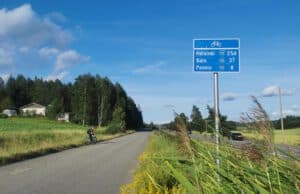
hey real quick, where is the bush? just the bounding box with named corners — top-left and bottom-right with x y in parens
top-left (104, 122), bottom-right (124, 134)
top-left (0, 113), bottom-right (8, 119)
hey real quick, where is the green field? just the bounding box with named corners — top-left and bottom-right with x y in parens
top-left (242, 128), bottom-right (300, 146)
top-left (0, 117), bottom-right (131, 165)
top-left (0, 117), bottom-right (86, 131)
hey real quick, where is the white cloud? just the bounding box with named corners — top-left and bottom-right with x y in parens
top-left (46, 71), bottom-right (69, 81)
top-left (291, 104), bottom-right (300, 111)
top-left (163, 104), bottom-right (175, 109)
top-left (46, 12), bottom-right (67, 23)
top-left (0, 48), bottom-right (14, 66)
top-left (19, 46), bottom-right (29, 53)
top-left (132, 61), bottom-right (165, 74)
top-left (272, 109), bottom-right (299, 117)
top-left (221, 93), bottom-right (238, 101)
top-left (0, 74), bottom-right (10, 82)
top-left (0, 4), bottom-right (89, 82)
top-left (39, 47), bottom-right (60, 58)
top-left (262, 85), bottom-right (297, 97)
top-left (262, 85), bottom-right (279, 97)
top-left (54, 50), bottom-right (90, 71)
top-left (0, 4), bottom-right (72, 47)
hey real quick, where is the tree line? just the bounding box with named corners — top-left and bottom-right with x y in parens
top-left (0, 74), bottom-right (143, 129)
top-left (158, 105), bottom-right (300, 135)
top-left (273, 115), bottom-right (300, 129)
top-left (161, 105), bottom-right (237, 136)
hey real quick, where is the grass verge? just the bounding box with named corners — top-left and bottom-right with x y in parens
top-left (0, 118), bottom-right (134, 166)
top-left (123, 98), bottom-right (300, 193)
top-left (122, 130), bottom-right (300, 194)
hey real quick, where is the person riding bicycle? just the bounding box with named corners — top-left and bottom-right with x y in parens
top-left (87, 128), bottom-right (95, 142)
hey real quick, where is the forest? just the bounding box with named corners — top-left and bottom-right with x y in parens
top-left (0, 74), bottom-right (143, 129)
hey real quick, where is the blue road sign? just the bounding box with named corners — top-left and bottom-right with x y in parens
top-left (193, 39), bottom-right (240, 72)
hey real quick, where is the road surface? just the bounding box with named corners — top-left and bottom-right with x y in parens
top-left (0, 132), bottom-right (150, 194)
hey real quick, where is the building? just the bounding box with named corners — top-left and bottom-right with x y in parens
top-left (20, 103), bottom-right (46, 116)
top-left (2, 109), bottom-right (17, 117)
top-left (57, 113), bottom-right (70, 122)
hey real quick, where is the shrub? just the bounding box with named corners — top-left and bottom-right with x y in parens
top-left (0, 113), bottom-right (8, 119)
top-left (104, 122), bottom-right (123, 134)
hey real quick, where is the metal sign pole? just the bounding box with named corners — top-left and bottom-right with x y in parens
top-left (213, 72), bottom-right (220, 166)
top-left (278, 87), bottom-right (284, 132)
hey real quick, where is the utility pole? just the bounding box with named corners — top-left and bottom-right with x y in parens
top-left (278, 87), bottom-right (284, 132)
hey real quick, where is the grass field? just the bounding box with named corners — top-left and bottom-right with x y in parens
top-left (242, 128), bottom-right (300, 146)
top-left (0, 117), bottom-right (86, 131)
top-left (122, 131), bottom-right (300, 194)
top-left (0, 117), bottom-right (132, 165)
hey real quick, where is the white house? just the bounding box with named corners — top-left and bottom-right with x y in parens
top-left (20, 103), bottom-right (46, 116)
top-left (57, 113), bottom-right (70, 122)
top-left (2, 109), bottom-right (17, 117)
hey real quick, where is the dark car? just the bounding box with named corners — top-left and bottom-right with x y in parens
top-left (229, 131), bottom-right (244, 141)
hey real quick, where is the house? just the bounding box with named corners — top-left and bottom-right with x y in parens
top-left (57, 113), bottom-right (70, 122)
top-left (2, 109), bottom-right (17, 117)
top-left (20, 103), bottom-right (46, 116)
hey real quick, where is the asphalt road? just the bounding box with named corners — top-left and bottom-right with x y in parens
top-left (0, 132), bottom-right (150, 194)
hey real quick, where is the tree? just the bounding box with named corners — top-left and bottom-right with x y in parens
top-left (71, 74), bottom-right (98, 125)
top-left (95, 75), bottom-right (103, 126)
top-left (125, 97), bottom-right (143, 129)
top-left (173, 112), bottom-right (189, 132)
top-left (190, 105), bottom-right (204, 132)
top-left (0, 74), bottom-right (143, 129)
top-left (46, 97), bottom-right (64, 119)
top-left (32, 78), bottom-right (48, 105)
top-left (112, 106), bottom-right (126, 131)
top-left (0, 78), bottom-right (7, 110)
top-left (0, 97), bottom-right (14, 110)
top-left (114, 82), bottom-right (127, 110)
top-left (274, 115), bottom-right (300, 129)
top-left (206, 105), bottom-right (236, 136)
top-left (99, 77), bottom-right (116, 126)
top-left (147, 122), bottom-right (157, 130)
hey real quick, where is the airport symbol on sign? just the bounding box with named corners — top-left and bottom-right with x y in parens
top-left (193, 39), bottom-right (240, 72)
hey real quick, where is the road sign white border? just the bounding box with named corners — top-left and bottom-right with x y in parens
top-left (192, 38), bottom-right (240, 73)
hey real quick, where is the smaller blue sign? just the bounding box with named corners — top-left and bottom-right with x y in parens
top-left (193, 39), bottom-right (240, 72)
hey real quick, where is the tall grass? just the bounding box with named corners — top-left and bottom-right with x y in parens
top-left (0, 130), bottom-right (85, 164)
top-left (123, 97), bottom-right (300, 193)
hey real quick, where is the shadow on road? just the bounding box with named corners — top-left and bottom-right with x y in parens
top-left (98, 141), bottom-right (116, 144)
top-left (136, 128), bottom-right (153, 132)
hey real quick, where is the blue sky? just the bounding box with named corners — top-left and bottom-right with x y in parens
top-left (0, 0), bottom-right (300, 123)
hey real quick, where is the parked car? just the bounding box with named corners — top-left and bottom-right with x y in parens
top-left (228, 131), bottom-right (244, 141)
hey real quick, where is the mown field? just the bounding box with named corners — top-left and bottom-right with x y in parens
top-left (242, 128), bottom-right (300, 146)
top-left (122, 131), bottom-right (300, 194)
top-left (0, 117), bottom-right (86, 131)
top-left (0, 117), bottom-right (132, 165)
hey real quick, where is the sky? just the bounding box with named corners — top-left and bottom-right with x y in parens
top-left (0, 0), bottom-right (300, 123)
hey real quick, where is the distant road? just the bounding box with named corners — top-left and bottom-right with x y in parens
top-left (0, 132), bottom-right (150, 194)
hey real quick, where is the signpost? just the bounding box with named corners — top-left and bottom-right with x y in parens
top-left (193, 39), bottom-right (240, 72)
top-left (193, 38), bottom-right (240, 167)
